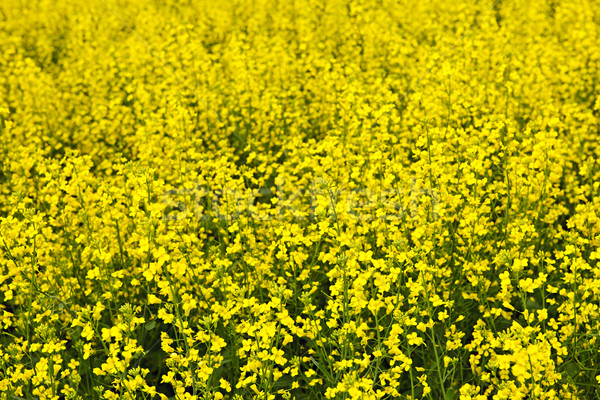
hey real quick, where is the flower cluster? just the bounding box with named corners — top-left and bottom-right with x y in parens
top-left (1, 0), bottom-right (600, 399)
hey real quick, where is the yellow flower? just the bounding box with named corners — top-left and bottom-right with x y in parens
top-left (157, 308), bottom-right (174, 324)
top-left (407, 332), bottom-right (424, 346)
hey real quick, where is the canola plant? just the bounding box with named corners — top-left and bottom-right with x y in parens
top-left (1, 0), bottom-right (600, 399)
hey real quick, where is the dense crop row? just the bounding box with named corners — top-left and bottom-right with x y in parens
top-left (1, 0), bottom-right (600, 399)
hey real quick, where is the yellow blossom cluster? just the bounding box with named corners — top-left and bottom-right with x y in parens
top-left (1, 0), bottom-right (600, 399)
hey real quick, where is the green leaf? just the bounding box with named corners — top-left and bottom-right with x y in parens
top-left (145, 320), bottom-right (157, 331)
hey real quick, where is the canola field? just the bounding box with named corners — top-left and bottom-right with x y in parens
top-left (2, 0), bottom-right (600, 399)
